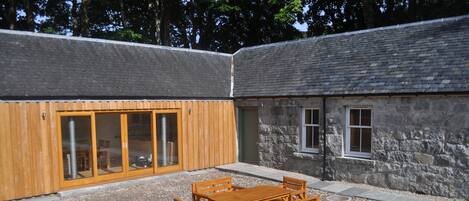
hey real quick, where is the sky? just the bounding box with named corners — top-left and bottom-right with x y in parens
top-left (293, 21), bottom-right (308, 32)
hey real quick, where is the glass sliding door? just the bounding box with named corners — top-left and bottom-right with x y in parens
top-left (95, 113), bottom-right (123, 176)
top-left (127, 112), bottom-right (153, 171)
top-left (156, 111), bottom-right (181, 173)
top-left (58, 109), bottom-right (182, 188)
top-left (60, 115), bottom-right (93, 181)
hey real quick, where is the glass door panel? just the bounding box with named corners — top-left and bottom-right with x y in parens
top-left (127, 112), bottom-right (153, 170)
top-left (156, 113), bottom-right (179, 167)
top-left (95, 113), bottom-right (123, 175)
top-left (60, 116), bottom-right (93, 180)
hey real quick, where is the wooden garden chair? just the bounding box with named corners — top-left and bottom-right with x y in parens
top-left (280, 176), bottom-right (320, 201)
top-left (191, 177), bottom-right (244, 201)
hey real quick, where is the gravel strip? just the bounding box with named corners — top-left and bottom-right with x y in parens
top-left (57, 169), bottom-right (456, 201)
top-left (59, 169), bottom-right (367, 201)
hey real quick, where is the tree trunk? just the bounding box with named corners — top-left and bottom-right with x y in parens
top-left (80, 0), bottom-right (90, 37)
top-left (408, 0), bottom-right (417, 21)
top-left (188, 1), bottom-right (198, 49)
top-left (71, 0), bottom-right (79, 36)
top-left (198, 9), bottom-right (213, 50)
top-left (154, 0), bottom-right (161, 45)
top-left (160, 0), bottom-right (170, 46)
top-left (25, 0), bottom-right (35, 31)
top-left (120, 0), bottom-right (127, 28)
top-left (361, 0), bottom-right (376, 28)
top-left (7, 0), bottom-right (16, 30)
top-left (180, 19), bottom-right (190, 48)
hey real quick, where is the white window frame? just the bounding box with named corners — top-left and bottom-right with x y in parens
top-left (345, 107), bottom-right (372, 159)
top-left (301, 108), bottom-right (320, 153)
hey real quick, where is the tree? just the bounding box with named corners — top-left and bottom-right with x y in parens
top-left (1, 0), bottom-right (468, 52)
top-left (24, 0), bottom-right (34, 31)
top-left (7, 0), bottom-right (16, 29)
top-left (38, 0), bottom-right (70, 34)
top-left (79, 0), bottom-right (89, 36)
top-left (71, 0), bottom-right (79, 35)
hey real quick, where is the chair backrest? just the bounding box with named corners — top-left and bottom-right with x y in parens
top-left (282, 176), bottom-right (307, 191)
top-left (192, 177), bottom-right (234, 195)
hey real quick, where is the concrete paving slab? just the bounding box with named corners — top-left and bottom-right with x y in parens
top-left (394, 194), bottom-right (431, 201)
top-left (309, 181), bottom-right (333, 189)
top-left (338, 187), bottom-right (370, 197)
top-left (319, 183), bottom-right (353, 193)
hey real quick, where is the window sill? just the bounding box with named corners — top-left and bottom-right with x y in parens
top-left (341, 156), bottom-right (374, 161)
top-left (344, 151), bottom-right (371, 159)
top-left (293, 152), bottom-right (321, 160)
top-left (337, 156), bottom-right (376, 166)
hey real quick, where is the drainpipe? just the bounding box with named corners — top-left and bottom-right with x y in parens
top-left (161, 115), bottom-right (167, 166)
top-left (69, 117), bottom-right (77, 179)
top-left (322, 97), bottom-right (327, 181)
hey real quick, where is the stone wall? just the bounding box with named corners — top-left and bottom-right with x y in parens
top-left (235, 95), bottom-right (469, 199)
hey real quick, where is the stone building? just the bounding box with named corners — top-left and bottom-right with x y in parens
top-left (234, 15), bottom-right (469, 198)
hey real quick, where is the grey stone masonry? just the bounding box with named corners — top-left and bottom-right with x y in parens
top-left (235, 94), bottom-right (469, 199)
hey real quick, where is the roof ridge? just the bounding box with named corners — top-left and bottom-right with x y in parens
top-left (0, 29), bottom-right (232, 57)
top-left (233, 14), bottom-right (469, 55)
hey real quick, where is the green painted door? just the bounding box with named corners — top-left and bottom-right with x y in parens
top-left (238, 108), bottom-right (259, 164)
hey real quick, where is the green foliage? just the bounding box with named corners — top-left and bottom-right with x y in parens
top-left (271, 0), bottom-right (303, 23)
top-left (41, 26), bottom-right (57, 34)
top-left (107, 29), bottom-right (144, 43)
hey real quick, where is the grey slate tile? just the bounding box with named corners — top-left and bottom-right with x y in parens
top-left (0, 30), bottom-right (231, 98)
top-left (234, 15), bottom-right (469, 98)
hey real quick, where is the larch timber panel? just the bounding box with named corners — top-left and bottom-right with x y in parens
top-left (0, 100), bottom-right (237, 200)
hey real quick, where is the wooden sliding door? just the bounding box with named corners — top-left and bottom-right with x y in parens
top-left (95, 113), bottom-right (126, 181)
top-left (155, 110), bottom-right (182, 174)
top-left (57, 110), bottom-right (182, 188)
top-left (58, 112), bottom-right (97, 187)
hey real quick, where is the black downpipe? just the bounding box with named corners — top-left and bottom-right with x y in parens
top-left (322, 97), bottom-right (327, 181)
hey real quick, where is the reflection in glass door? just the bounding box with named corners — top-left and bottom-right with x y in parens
top-left (127, 112), bottom-right (153, 171)
top-left (95, 113), bottom-right (123, 175)
top-left (156, 113), bottom-right (179, 168)
top-left (60, 116), bottom-right (93, 180)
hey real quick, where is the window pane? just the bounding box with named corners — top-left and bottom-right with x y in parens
top-left (312, 109), bottom-right (319, 124)
top-left (349, 109), bottom-right (360, 125)
top-left (361, 128), bottom-right (372, 153)
top-left (305, 126), bottom-right (312, 148)
top-left (313, 126), bottom-right (319, 148)
top-left (350, 128), bottom-right (360, 152)
top-left (305, 109), bottom-right (312, 124)
top-left (96, 113), bottom-right (123, 175)
top-left (127, 113), bottom-right (153, 170)
top-left (157, 113), bottom-right (179, 167)
top-left (361, 109), bottom-right (371, 126)
top-left (61, 116), bottom-right (93, 180)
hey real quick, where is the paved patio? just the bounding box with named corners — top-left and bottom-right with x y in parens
top-left (22, 163), bottom-right (458, 201)
top-left (216, 163), bottom-right (460, 201)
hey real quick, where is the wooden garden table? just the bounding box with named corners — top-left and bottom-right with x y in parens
top-left (207, 185), bottom-right (292, 201)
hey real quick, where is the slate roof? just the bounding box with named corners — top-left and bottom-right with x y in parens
top-left (0, 30), bottom-right (232, 99)
top-left (233, 15), bottom-right (469, 98)
top-left (1, 15), bottom-right (468, 100)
